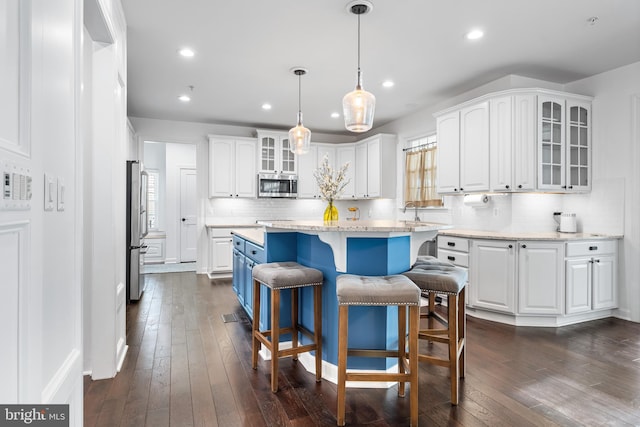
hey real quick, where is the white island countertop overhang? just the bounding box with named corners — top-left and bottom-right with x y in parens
top-left (256, 220), bottom-right (451, 273)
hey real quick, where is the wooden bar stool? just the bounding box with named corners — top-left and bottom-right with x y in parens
top-left (336, 274), bottom-right (420, 427)
top-left (252, 261), bottom-right (323, 392)
top-left (403, 256), bottom-right (468, 405)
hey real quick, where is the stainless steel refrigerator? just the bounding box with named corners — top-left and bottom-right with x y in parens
top-left (126, 160), bottom-right (149, 302)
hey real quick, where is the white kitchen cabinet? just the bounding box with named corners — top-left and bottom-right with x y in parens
top-left (437, 236), bottom-right (470, 305)
top-left (436, 102), bottom-right (489, 193)
top-left (209, 136), bottom-right (256, 198)
top-left (459, 102), bottom-right (490, 192)
top-left (336, 145), bottom-right (356, 199)
top-left (257, 130), bottom-right (296, 174)
top-left (566, 240), bottom-right (617, 314)
top-left (566, 100), bottom-right (591, 192)
top-left (436, 88), bottom-right (591, 194)
top-left (470, 239), bottom-right (516, 314)
top-left (297, 143), bottom-right (337, 199)
top-left (512, 94), bottom-right (537, 191)
top-left (143, 233), bottom-right (166, 264)
top-left (488, 94), bottom-right (538, 192)
top-left (518, 241), bottom-right (564, 315)
top-left (436, 111), bottom-right (461, 193)
top-left (353, 134), bottom-right (397, 199)
top-left (208, 228), bottom-right (233, 274)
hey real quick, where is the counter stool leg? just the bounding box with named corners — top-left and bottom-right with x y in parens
top-left (252, 279), bottom-right (261, 370)
top-left (337, 305), bottom-right (348, 426)
top-left (448, 294), bottom-right (459, 405)
top-left (459, 287), bottom-right (466, 378)
top-left (271, 289), bottom-right (281, 393)
top-left (409, 305), bottom-right (419, 427)
top-left (291, 288), bottom-right (299, 361)
top-left (398, 305), bottom-right (406, 398)
top-left (314, 285), bottom-right (322, 382)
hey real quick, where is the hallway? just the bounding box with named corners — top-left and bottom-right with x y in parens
top-left (84, 272), bottom-right (640, 426)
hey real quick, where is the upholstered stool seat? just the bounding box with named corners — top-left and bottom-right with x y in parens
top-left (403, 256), bottom-right (468, 405)
top-left (336, 274), bottom-right (420, 427)
top-left (252, 262), bottom-right (323, 392)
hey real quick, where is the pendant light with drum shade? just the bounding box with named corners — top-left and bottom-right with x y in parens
top-left (289, 68), bottom-right (311, 155)
top-left (343, 1), bottom-right (375, 133)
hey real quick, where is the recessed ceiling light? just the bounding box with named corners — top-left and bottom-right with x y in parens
top-left (382, 80), bottom-right (394, 88)
top-left (331, 112), bottom-right (340, 118)
top-left (178, 48), bottom-right (195, 57)
top-left (262, 103), bottom-right (272, 110)
top-left (178, 95), bottom-right (191, 102)
top-left (465, 29), bottom-right (484, 40)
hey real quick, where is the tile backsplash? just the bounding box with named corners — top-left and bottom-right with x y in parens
top-left (206, 180), bottom-right (624, 236)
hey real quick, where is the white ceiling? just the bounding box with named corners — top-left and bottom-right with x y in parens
top-left (122, 0), bottom-right (640, 136)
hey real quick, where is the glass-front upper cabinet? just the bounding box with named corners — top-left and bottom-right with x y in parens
top-left (567, 101), bottom-right (591, 191)
top-left (257, 131), bottom-right (297, 174)
top-left (280, 138), bottom-right (296, 173)
top-left (537, 97), bottom-right (565, 190)
top-left (260, 136), bottom-right (276, 172)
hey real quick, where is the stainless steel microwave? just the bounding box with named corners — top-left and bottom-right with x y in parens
top-left (257, 173), bottom-right (298, 198)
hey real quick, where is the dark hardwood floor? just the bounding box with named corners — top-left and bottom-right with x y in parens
top-left (84, 272), bottom-right (640, 426)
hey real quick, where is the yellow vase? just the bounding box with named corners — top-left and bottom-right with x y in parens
top-left (323, 201), bottom-right (339, 222)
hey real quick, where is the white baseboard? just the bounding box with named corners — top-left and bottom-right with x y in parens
top-left (41, 349), bottom-right (82, 403)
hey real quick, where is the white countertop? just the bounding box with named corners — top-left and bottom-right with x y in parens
top-left (231, 227), bottom-right (265, 246)
top-left (256, 219), bottom-right (451, 233)
top-left (440, 228), bottom-right (623, 241)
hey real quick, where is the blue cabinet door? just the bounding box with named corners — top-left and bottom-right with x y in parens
top-left (232, 248), bottom-right (242, 294)
top-left (244, 258), bottom-right (255, 318)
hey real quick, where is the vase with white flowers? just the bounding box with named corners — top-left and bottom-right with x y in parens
top-left (313, 154), bottom-right (350, 222)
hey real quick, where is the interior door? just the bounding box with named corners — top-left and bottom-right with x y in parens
top-left (180, 168), bottom-right (197, 262)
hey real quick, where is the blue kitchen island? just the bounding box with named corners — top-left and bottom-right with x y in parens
top-left (231, 220), bottom-right (450, 384)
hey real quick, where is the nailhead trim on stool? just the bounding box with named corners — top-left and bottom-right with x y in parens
top-left (336, 274), bottom-right (420, 427)
top-left (403, 256), bottom-right (468, 405)
top-left (252, 262), bottom-right (323, 393)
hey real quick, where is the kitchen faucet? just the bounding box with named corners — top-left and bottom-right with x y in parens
top-left (403, 201), bottom-right (421, 222)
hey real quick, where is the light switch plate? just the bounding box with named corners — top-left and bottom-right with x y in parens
top-left (44, 173), bottom-right (55, 211)
top-left (57, 178), bottom-right (65, 211)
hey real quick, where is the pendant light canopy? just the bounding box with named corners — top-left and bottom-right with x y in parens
top-left (289, 68), bottom-right (311, 155)
top-left (343, 1), bottom-right (375, 133)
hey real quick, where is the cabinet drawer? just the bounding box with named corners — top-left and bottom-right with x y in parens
top-left (245, 241), bottom-right (266, 263)
top-left (438, 236), bottom-right (469, 252)
top-left (437, 249), bottom-right (469, 268)
top-left (232, 235), bottom-right (245, 253)
top-left (566, 240), bottom-right (616, 257)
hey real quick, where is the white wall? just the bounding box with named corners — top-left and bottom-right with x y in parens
top-left (0, 0), bottom-right (83, 422)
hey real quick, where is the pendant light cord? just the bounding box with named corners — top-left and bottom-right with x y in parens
top-left (356, 12), bottom-right (362, 89)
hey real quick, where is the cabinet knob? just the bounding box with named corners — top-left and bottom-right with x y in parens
top-left (568, 185), bottom-right (573, 189)
top-left (454, 188), bottom-right (458, 192)
top-left (505, 185), bottom-right (510, 189)
top-left (595, 259), bottom-right (600, 263)
top-left (521, 244), bottom-right (527, 249)
top-left (562, 185), bottom-right (567, 189)
top-left (518, 184), bottom-right (523, 189)
top-left (230, 194), bottom-right (233, 197)
top-left (251, 250), bottom-right (257, 255)
top-left (508, 244), bottom-right (513, 248)
top-left (460, 188), bottom-right (464, 191)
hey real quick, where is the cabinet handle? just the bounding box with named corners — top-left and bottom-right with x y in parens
top-left (508, 244), bottom-right (513, 249)
top-left (568, 185), bottom-right (573, 189)
top-left (454, 188), bottom-right (458, 192)
top-left (236, 241), bottom-right (241, 246)
top-left (235, 194), bottom-right (239, 197)
top-left (505, 185), bottom-right (510, 189)
top-left (447, 256), bottom-right (455, 261)
top-left (595, 259), bottom-right (600, 263)
top-left (518, 184), bottom-right (523, 189)
top-left (229, 194), bottom-right (233, 197)
top-left (561, 185), bottom-right (567, 189)
top-left (589, 246), bottom-right (598, 251)
top-left (460, 187), bottom-right (464, 191)
top-left (447, 242), bottom-right (455, 247)
top-left (521, 244), bottom-right (527, 249)
top-left (251, 250), bottom-right (257, 255)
